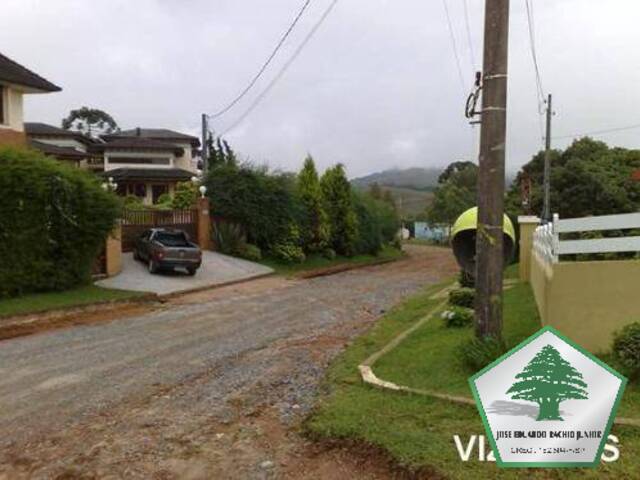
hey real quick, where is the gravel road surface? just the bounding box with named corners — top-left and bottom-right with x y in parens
top-left (0, 245), bottom-right (456, 479)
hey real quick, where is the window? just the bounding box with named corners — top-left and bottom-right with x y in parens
top-left (108, 157), bottom-right (171, 165)
top-left (0, 86), bottom-right (5, 124)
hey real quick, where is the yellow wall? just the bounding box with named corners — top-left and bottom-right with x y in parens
top-left (518, 216), bottom-right (540, 282)
top-left (529, 251), bottom-right (640, 353)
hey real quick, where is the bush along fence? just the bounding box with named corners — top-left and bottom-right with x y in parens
top-left (520, 212), bottom-right (640, 352)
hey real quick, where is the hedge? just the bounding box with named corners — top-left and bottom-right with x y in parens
top-left (0, 147), bottom-right (120, 298)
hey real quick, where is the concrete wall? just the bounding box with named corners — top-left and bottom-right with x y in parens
top-left (529, 250), bottom-right (640, 353)
top-left (0, 86), bottom-right (24, 132)
top-left (173, 142), bottom-right (197, 172)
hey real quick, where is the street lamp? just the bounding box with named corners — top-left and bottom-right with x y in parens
top-left (102, 177), bottom-right (118, 192)
top-left (199, 185), bottom-right (207, 198)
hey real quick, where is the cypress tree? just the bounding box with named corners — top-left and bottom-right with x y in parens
top-left (320, 164), bottom-right (358, 256)
top-left (297, 156), bottom-right (330, 252)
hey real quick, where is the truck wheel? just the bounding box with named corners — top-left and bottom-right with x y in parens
top-left (187, 267), bottom-right (197, 276)
top-left (148, 259), bottom-right (158, 274)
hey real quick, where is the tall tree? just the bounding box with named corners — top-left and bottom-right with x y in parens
top-left (321, 164), bottom-right (358, 256)
top-left (506, 138), bottom-right (640, 219)
top-left (426, 161), bottom-right (478, 228)
top-left (62, 107), bottom-right (119, 137)
top-left (297, 156), bottom-right (330, 252)
top-left (507, 345), bottom-right (588, 421)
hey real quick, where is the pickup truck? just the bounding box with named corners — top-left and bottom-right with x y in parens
top-left (134, 228), bottom-right (202, 275)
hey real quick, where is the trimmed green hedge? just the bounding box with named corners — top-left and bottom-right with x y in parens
top-left (0, 147), bottom-right (120, 298)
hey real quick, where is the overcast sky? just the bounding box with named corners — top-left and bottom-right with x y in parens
top-left (3, 0), bottom-right (640, 177)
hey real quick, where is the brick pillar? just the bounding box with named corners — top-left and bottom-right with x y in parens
top-left (105, 222), bottom-right (123, 277)
top-left (196, 197), bottom-right (212, 250)
top-left (518, 216), bottom-right (540, 283)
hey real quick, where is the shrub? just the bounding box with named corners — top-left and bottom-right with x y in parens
top-left (461, 336), bottom-right (507, 372)
top-left (123, 195), bottom-right (145, 210)
top-left (459, 269), bottom-right (475, 288)
top-left (441, 307), bottom-right (474, 328)
top-left (172, 181), bottom-right (198, 209)
top-left (322, 248), bottom-right (337, 260)
top-left (238, 243), bottom-right (262, 262)
top-left (272, 242), bottom-right (306, 263)
top-left (271, 223), bottom-right (305, 263)
top-left (449, 288), bottom-right (475, 308)
top-left (0, 146), bottom-right (120, 297)
top-left (212, 221), bottom-right (245, 256)
top-left (612, 322), bottom-right (640, 380)
top-left (352, 191), bottom-right (400, 256)
top-left (205, 163), bottom-right (301, 254)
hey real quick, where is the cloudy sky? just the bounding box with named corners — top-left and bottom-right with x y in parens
top-left (3, 0), bottom-right (640, 177)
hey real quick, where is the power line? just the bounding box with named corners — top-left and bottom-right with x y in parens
top-left (208, 0), bottom-right (313, 120)
top-left (524, 0), bottom-right (546, 146)
top-left (525, 0), bottom-right (545, 105)
top-left (442, 0), bottom-right (467, 94)
top-left (554, 123), bottom-right (640, 140)
top-left (220, 0), bottom-right (340, 135)
top-left (461, 0), bottom-right (476, 69)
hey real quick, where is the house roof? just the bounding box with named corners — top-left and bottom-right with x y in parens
top-left (25, 122), bottom-right (97, 145)
top-left (0, 52), bottom-right (61, 92)
top-left (103, 128), bottom-right (200, 147)
top-left (29, 139), bottom-right (90, 160)
top-left (97, 137), bottom-right (185, 155)
top-left (100, 168), bottom-right (195, 182)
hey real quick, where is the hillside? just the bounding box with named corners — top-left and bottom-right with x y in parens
top-left (351, 167), bottom-right (442, 191)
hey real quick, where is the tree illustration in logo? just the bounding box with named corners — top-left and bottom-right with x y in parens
top-left (506, 345), bottom-right (588, 421)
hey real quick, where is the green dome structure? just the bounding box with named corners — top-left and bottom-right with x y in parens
top-left (451, 207), bottom-right (516, 274)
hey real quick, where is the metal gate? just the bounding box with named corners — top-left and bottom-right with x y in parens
top-left (121, 208), bottom-right (198, 252)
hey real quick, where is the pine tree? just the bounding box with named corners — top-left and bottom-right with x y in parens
top-left (298, 156), bottom-right (330, 252)
top-left (507, 345), bottom-right (588, 421)
top-left (320, 164), bottom-right (358, 256)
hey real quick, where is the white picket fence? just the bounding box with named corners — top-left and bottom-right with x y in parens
top-left (533, 212), bottom-right (640, 264)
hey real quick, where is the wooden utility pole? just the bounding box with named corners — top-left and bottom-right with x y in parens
top-left (542, 94), bottom-right (553, 222)
top-left (201, 113), bottom-right (209, 172)
top-left (475, 0), bottom-right (510, 339)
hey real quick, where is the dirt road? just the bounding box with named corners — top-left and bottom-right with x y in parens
top-left (0, 245), bottom-right (456, 479)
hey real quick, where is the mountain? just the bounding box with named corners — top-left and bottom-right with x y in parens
top-left (350, 167), bottom-right (442, 191)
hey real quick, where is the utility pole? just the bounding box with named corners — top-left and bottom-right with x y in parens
top-left (542, 94), bottom-right (553, 222)
top-left (475, 0), bottom-right (510, 339)
top-left (201, 113), bottom-right (209, 172)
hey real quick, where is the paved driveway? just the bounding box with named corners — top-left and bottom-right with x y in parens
top-left (96, 251), bottom-right (273, 295)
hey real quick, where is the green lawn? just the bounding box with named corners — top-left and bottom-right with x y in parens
top-left (0, 285), bottom-right (147, 318)
top-left (306, 276), bottom-right (640, 478)
top-left (261, 245), bottom-right (405, 276)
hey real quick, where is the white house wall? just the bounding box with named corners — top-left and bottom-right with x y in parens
top-left (0, 85), bottom-right (24, 132)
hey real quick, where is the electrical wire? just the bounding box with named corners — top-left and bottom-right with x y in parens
top-left (524, 0), bottom-right (546, 146)
top-left (525, 0), bottom-right (545, 106)
top-left (208, 0), bottom-right (313, 120)
top-left (461, 0), bottom-right (476, 69)
top-left (220, 0), bottom-right (340, 135)
top-left (554, 123), bottom-right (640, 140)
top-left (442, 0), bottom-right (467, 94)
